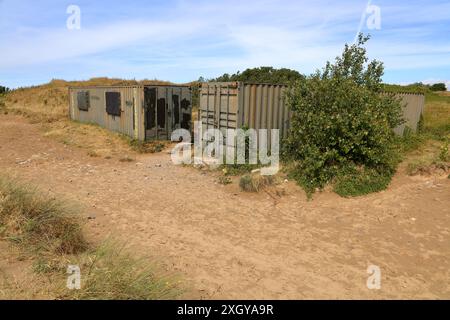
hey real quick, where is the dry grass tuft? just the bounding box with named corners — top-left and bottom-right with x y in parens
top-left (119, 155), bottom-right (135, 162)
top-left (239, 174), bottom-right (280, 192)
top-left (0, 175), bottom-right (88, 255)
top-left (129, 139), bottom-right (167, 154)
top-left (56, 242), bottom-right (182, 300)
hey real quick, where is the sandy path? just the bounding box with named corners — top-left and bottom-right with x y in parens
top-left (0, 115), bottom-right (449, 299)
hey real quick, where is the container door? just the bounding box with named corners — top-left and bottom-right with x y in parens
top-left (180, 87), bottom-right (192, 131)
top-left (144, 87), bottom-right (169, 140)
top-left (144, 87), bottom-right (157, 139)
top-left (156, 87), bottom-right (168, 140)
top-left (200, 83), bottom-right (239, 135)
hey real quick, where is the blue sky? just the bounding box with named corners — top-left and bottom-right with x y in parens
top-left (1, 0), bottom-right (449, 89)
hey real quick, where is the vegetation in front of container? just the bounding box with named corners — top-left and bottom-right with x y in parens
top-left (333, 165), bottom-right (394, 197)
top-left (129, 139), bottom-right (166, 154)
top-left (285, 34), bottom-right (404, 198)
top-left (239, 173), bottom-right (279, 192)
top-left (421, 92), bottom-right (450, 141)
top-left (218, 176), bottom-right (232, 185)
top-left (219, 163), bottom-right (260, 176)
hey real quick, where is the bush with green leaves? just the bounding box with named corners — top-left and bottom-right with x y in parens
top-left (285, 34), bottom-right (404, 197)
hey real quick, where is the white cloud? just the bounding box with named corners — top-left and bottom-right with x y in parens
top-left (0, 20), bottom-right (204, 69)
top-left (1, 0), bottom-right (450, 86)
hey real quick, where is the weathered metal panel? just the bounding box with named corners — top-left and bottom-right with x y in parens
top-left (392, 93), bottom-right (426, 135)
top-left (69, 85), bottom-right (191, 141)
top-left (200, 82), bottom-right (287, 129)
top-left (200, 82), bottom-right (288, 150)
top-left (69, 86), bottom-right (140, 139)
top-left (180, 86), bottom-right (193, 132)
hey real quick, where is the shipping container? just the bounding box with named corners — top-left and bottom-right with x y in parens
top-left (199, 82), bottom-right (289, 149)
top-left (199, 82), bottom-right (426, 144)
top-left (69, 85), bottom-right (192, 141)
top-left (391, 93), bottom-right (426, 135)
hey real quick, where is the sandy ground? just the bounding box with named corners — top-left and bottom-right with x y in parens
top-left (0, 114), bottom-right (449, 299)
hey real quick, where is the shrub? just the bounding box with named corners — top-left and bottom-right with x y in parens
top-left (285, 34), bottom-right (404, 197)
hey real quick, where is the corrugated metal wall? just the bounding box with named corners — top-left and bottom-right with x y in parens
top-left (69, 85), bottom-right (192, 141)
top-left (200, 82), bottom-right (426, 142)
top-left (69, 86), bottom-right (144, 140)
top-left (200, 82), bottom-right (288, 149)
top-left (238, 83), bottom-right (289, 138)
top-left (392, 93), bottom-right (426, 135)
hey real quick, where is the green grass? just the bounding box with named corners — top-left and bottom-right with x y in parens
top-left (422, 92), bottom-right (450, 140)
top-left (399, 92), bottom-right (450, 176)
top-left (333, 166), bottom-right (393, 197)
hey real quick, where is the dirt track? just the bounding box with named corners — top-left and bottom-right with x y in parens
top-left (0, 114), bottom-right (449, 299)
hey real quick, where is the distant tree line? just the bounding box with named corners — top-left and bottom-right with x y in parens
top-left (429, 83), bottom-right (447, 91)
top-left (383, 82), bottom-right (447, 94)
top-left (211, 66), bottom-right (304, 84)
top-left (0, 85), bottom-right (10, 94)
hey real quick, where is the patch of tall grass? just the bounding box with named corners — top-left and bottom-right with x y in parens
top-left (0, 175), bottom-right (182, 300)
top-left (0, 175), bottom-right (87, 255)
